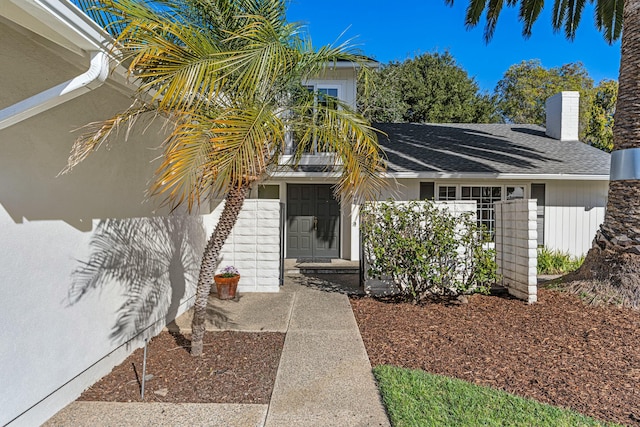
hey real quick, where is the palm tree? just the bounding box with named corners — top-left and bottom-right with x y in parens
top-left (447, 0), bottom-right (640, 304)
top-left (65, 0), bottom-right (386, 355)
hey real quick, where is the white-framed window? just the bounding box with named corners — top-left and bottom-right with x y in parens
top-left (297, 84), bottom-right (342, 154)
top-left (434, 183), bottom-right (526, 235)
top-left (438, 186), bottom-right (457, 200)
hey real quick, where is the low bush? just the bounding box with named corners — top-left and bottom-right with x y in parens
top-left (537, 247), bottom-right (584, 274)
top-left (360, 200), bottom-right (496, 302)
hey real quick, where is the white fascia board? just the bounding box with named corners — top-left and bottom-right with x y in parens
top-left (384, 172), bottom-right (611, 181)
top-left (271, 171), bottom-right (342, 179)
top-left (325, 60), bottom-right (379, 70)
top-left (4, 0), bottom-right (113, 53)
top-left (270, 171), bottom-right (610, 181)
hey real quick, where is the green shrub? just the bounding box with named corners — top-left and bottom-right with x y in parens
top-left (537, 247), bottom-right (584, 274)
top-left (361, 200), bottom-right (496, 302)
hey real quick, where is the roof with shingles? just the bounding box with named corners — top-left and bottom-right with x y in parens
top-left (374, 123), bottom-right (611, 176)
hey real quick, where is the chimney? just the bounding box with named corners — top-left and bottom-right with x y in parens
top-left (545, 91), bottom-right (580, 141)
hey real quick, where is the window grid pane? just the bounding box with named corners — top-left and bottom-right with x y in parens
top-left (461, 186), bottom-right (501, 235)
top-left (507, 186), bottom-right (525, 200)
top-left (438, 186), bottom-right (457, 201)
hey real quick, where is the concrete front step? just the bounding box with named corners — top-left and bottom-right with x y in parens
top-left (286, 267), bottom-right (359, 275)
top-left (284, 258), bottom-right (360, 275)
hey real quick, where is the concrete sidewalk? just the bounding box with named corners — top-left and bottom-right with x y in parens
top-left (45, 275), bottom-right (389, 427)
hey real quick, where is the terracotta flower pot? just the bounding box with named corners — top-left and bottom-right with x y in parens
top-left (214, 274), bottom-right (240, 300)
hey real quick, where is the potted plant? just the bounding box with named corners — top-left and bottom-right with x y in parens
top-left (214, 265), bottom-right (240, 300)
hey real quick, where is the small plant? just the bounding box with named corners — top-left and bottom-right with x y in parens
top-left (537, 247), bottom-right (584, 274)
top-left (219, 265), bottom-right (239, 278)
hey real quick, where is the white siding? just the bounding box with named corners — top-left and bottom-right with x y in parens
top-left (304, 68), bottom-right (357, 109)
top-left (544, 181), bottom-right (608, 257)
top-left (380, 178), bottom-right (607, 258)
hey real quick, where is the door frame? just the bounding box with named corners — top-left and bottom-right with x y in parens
top-left (285, 183), bottom-right (341, 260)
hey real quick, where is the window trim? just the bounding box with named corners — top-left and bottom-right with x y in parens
top-left (429, 182), bottom-right (529, 235)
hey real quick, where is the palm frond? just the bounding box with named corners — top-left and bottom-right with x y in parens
top-left (68, 0), bottom-right (386, 213)
top-left (150, 104), bottom-right (284, 210)
top-left (465, 0), bottom-right (489, 28)
top-left (221, 14), bottom-right (300, 96)
top-left (450, 0), bottom-right (621, 43)
top-left (288, 100), bottom-right (387, 204)
top-left (520, 0), bottom-right (546, 37)
top-left (595, 0), bottom-right (623, 43)
top-left (63, 100), bottom-right (158, 175)
top-left (483, 0), bottom-right (507, 42)
top-left (552, 0), bottom-right (568, 31)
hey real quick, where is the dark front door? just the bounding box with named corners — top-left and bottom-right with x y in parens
top-left (287, 184), bottom-right (340, 259)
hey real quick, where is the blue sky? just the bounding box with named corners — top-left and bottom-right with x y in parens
top-left (286, 1), bottom-right (621, 92)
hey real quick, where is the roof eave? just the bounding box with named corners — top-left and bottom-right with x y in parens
top-left (1, 0), bottom-right (114, 54)
top-left (269, 171), bottom-right (610, 181)
top-left (386, 172), bottom-right (611, 181)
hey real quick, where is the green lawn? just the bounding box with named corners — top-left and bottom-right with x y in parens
top-left (373, 365), bottom-right (619, 427)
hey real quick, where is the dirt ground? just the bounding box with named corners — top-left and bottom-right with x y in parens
top-left (78, 331), bottom-right (284, 404)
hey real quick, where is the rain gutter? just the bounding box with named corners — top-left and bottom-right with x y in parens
top-left (0, 0), bottom-right (113, 130)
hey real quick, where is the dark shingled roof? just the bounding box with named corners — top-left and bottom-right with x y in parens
top-left (374, 123), bottom-right (611, 176)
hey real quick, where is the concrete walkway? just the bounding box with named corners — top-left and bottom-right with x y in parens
top-left (45, 275), bottom-right (389, 427)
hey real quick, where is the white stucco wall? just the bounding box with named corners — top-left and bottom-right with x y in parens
top-left (0, 20), bottom-right (207, 426)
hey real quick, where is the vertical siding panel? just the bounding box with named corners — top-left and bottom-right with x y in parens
top-left (547, 183), bottom-right (560, 252)
top-left (562, 182), bottom-right (572, 253)
top-left (573, 183), bottom-right (584, 255)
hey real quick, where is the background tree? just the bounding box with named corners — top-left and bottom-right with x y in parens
top-left (495, 60), bottom-right (594, 129)
top-left (359, 52), bottom-right (499, 123)
top-left (66, 0), bottom-right (386, 355)
top-left (495, 59), bottom-right (616, 150)
top-left (446, 0), bottom-right (640, 305)
top-left (584, 79), bottom-right (618, 152)
top-left (357, 62), bottom-right (406, 122)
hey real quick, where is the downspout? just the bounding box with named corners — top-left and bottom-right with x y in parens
top-left (0, 51), bottom-right (109, 130)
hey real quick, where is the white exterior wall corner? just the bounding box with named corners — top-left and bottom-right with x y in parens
top-left (495, 199), bottom-right (537, 303)
top-left (0, 25), bottom-right (214, 423)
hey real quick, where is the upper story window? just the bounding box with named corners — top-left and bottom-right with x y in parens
top-left (317, 88), bottom-right (338, 108)
top-left (296, 85), bottom-right (341, 154)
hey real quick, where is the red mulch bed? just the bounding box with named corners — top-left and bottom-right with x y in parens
top-left (78, 331), bottom-right (284, 404)
top-left (350, 288), bottom-right (640, 426)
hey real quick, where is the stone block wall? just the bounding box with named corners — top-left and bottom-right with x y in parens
top-left (494, 199), bottom-right (538, 303)
top-left (205, 199), bottom-right (282, 292)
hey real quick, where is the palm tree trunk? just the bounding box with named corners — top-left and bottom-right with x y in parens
top-left (569, 0), bottom-right (640, 301)
top-left (190, 185), bottom-right (249, 356)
